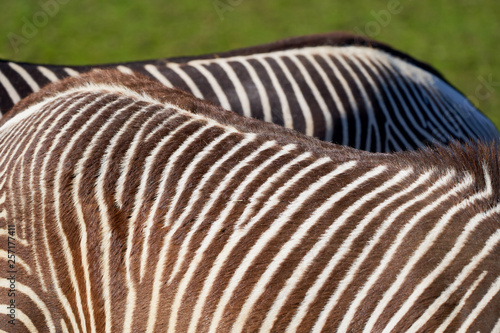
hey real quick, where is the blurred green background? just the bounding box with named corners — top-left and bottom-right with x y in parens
top-left (1, 0), bottom-right (499, 127)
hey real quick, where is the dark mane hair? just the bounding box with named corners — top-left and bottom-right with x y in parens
top-left (161, 31), bottom-right (447, 82)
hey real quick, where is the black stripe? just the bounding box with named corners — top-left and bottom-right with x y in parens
top-left (0, 64), bottom-right (32, 100)
top-left (152, 64), bottom-right (192, 92)
top-left (246, 58), bottom-right (285, 127)
top-left (282, 55), bottom-right (326, 140)
top-left (417, 83), bottom-right (466, 141)
top-left (400, 77), bottom-right (451, 142)
top-left (365, 58), bottom-right (421, 150)
top-left (430, 86), bottom-right (481, 140)
top-left (0, 71), bottom-right (15, 114)
top-left (346, 55), bottom-right (392, 152)
top-left (201, 62), bottom-right (244, 115)
top-left (374, 59), bottom-right (431, 148)
top-left (178, 65), bottom-right (219, 104)
top-left (42, 65), bottom-right (86, 79)
top-left (264, 56), bottom-right (306, 134)
top-left (329, 54), bottom-right (368, 149)
top-left (227, 60), bottom-right (265, 121)
top-left (24, 64), bottom-right (52, 87)
top-left (312, 54), bottom-right (353, 146)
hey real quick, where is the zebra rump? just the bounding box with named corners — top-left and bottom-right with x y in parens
top-left (0, 32), bottom-right (498, 151)
top-left (0, 69), bottom-right (499, 332)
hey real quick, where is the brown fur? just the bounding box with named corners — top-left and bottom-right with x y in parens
top-left (1, 69), bottom-right (499, 332)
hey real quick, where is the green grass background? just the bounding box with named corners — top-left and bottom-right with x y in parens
top-left (1, 0), bottom-right (499, 127)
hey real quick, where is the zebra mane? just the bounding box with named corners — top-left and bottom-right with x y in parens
top-left (0, 32), bottom-right (447, 84)
top-left (162, 32), bottom-right (447, 81)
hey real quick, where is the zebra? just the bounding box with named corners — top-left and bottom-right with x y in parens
top-left (1, 69), bottom-right (499, 332)
top-left (0, 32), bottom-right (498, 152)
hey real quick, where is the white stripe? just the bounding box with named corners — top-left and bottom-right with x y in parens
top-left (357, 57), bottom-right (413, 150)
top-left (363, 58), bottom-right (420, 150)
top-left (144, 112), bottom-right (182, 141)
top-left (233, 165), bottom-right (388, 331)
top-left (380, 169), bottom-right (494, 332)
top-left (126, 117), bottom-right (194, 251)
top-left (116, 110), bottom-right (172, 329)
top-left (0, 280), bottom-right (55, 332)
top-left (64, 67), bottom-right (80, 77)
top-left (492, 317), bottom-right (500, 333)
top-left (161, 129), bottom-right (235, 227)
top-left (270, 55), bottom-right (314, 136)
top-left (359, 174), bottom-right (474, 333)
top-left (0, 70), bottom-right (21, 105)
top-left (319, 54), bottom-right (362, 148)
top-left (126, 117), bottom-right (197, 332)
top-left (117, 65), bottom-right (134, 75)
top-left (458, 275), bottom-right (500, 333)
top-left (115, 111), bottom-right (176, 207)
top-left (9, 62), bottom-right (40, 92)
top-left (33, 94), bottom-right (99, 333)
top-left (24, 94), bottom-right (89, 292)
top-left (0, 307), bottom-right (38, 333)
top-left (303, 53), bottom-right (348, 144)
top-left (0, 250), bottom-right (31, 274)
top-left (139, 123), bottom-right (211, 280)
top-left (348, 54), bottom-right (404, 151)
top-left (408, 228), bottom-right (500, 332)
top-left (93, 102), bottom-right (145, 333)
top-left (398, 74), bottom-right (449, 142)
top-left (144, 64), bottom-right (174, 87)
top-left (187, 150), bottom-right (313, 333)
top-left (216, 61), bottom-right (252, 117)
top-left (327, 170), bottom-right (454, 332)
top-left (208, 160), bottom-right (357, 333)
top-left (235, 59), bottom-right (273, 122)
top-left (167, 63), bottom-right (204, 99)
top-left (0, 96), bottom-right (50, 133)
top-left (370, 56), bottom-right (439, 145)
top-left (256, 57), bottom-right (294, 130)
top-left (425, 85), bottom-right (469, 139)
top-left (331, 54), bottom-right (380, 151)
top-left (167, 140), bottom-right (279, 332)
top-left (145, 135), bottom-right (257, 333)
top-left (37, 66), bottom-right (59, 82)
top-left (289, 55), bottom-right (333, 141)
top-left (316, 174), bottom-right (459, 333)
top-left (188, 63), bottom-right (232, 110)
top-left (33, 83), bottom-right (245, 139)
top-left (273, 168), bottom-right (417, 332)
top-left (435, 271), bottom-right (488, 333)
top-left (50, 97), bottom-right (124, 333)
top-left (61, 319), bottom-right (70, 333)
top-left (182, 143), bottom-right (296, 333)
top-left (178, 44), bottom-right (495, 147)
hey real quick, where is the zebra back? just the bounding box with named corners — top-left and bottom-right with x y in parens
top-left (1, 70), bottom-right (499, 332)
top-left (1, 32), bottom-right (498, 151)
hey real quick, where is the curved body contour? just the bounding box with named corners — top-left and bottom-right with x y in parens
top-left (0, 32), bottom-right (498, 151)
top-left (0, 70), bottom-right (499, 332)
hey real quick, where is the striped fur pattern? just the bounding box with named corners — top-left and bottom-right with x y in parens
top-left (1, 70), bottom-right (499, 332)
top-left (1, 32), bottom-right (498, 152)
